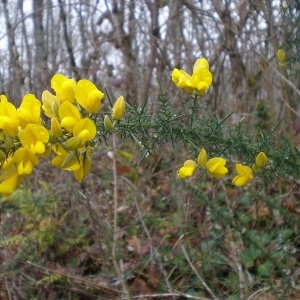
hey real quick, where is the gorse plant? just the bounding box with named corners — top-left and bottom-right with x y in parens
top-left (0, 55), bottom-right (299, 194)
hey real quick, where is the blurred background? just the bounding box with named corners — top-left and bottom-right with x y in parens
top-left (0, 0), bottom-right (299, 136)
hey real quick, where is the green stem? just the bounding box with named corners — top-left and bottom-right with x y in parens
top-left (190, 93), bottom-right (199, 127)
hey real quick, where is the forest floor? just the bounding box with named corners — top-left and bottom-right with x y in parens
top-left (0, 142), bottom-right (300, 300)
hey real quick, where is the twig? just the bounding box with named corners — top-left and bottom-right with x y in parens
top-left (5, 277), bottom-right (12, 300)
top-left (181, 245), bottom-right (219, 300)
top-left (247, 287), bottom-right (270, 300)
top-left (21, 260), bottom-right (119, 293)
top-left (112, 134), bottom-right (131, 299)
top-left (132, 293), bottom-right (209, 299)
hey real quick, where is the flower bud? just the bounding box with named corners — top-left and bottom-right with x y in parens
top-left (51, 117), bottom-right (62, 138)
top-left (277, 49), bottom-right (285, 63)
top-left (4, 136), bottom-right (13, 151)
top-left (112, 96), bottom-right (125, 121)
top-left (252, 163), bottom-right (258, 173)
top-left (64, 136), bottom-right (82, 150)
top-left (197, 148), bottom-right (207, 167)
top-left (104, 115), bottom-right (113, 132)
top-left (255, 152), bottom-right (268, 168)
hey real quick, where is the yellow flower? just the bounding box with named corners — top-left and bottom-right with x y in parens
top-left (0, 95), bottom-right (19, 136)
top-left (17, 94), bottom-right (41, 127)
top-left (112, 96), bottom-right (125, 121)
top-left (206, 157), bottom-right (228, 178)
top-left (232, 164), bottom-right (253, 187)
top-left (64, 118), bottom-right (96, 150)
top-left (255, 152), bottom-right (268, 168)
top-left (177, 160), bottom-right (197, 179)
top-left (73, 118), bottom-right (96, 146)
top-left (0, 157), bottom-right (23, 197)
top-left (171, 58), bottom-right (212, 94)
top-left (13, 146), bottom-right (39, 175)
top-left (75, 79), bottom-right (104, 114)
top-left (18, 124), bottom-right (49, 154)
top-left (51, 74), bottom-right (76, 102)
top-left (59, 101), bottom-right (81, 132)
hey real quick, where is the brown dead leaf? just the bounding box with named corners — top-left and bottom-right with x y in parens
top-left (144, 265), bottom-right (162, 289)
top-left (258, 207), bottom-right (271, 218)
top-left (283, 196), bottom-right (296, 213)
top-left (129, 278), bottom-right (154, 295)
top-left (249, 201), bottom-right (271, 220)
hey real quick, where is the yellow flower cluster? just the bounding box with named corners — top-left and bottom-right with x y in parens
top-left (0, 74), bottom-right (126, 197)
top-left (232, 152), bottom-right (268, 186)
top-left (178, 148), bottom-right (228, 179)
top-left (178, 150), bottom-right (268, 187)
top-left (171, 58), bottom-right (269, 187)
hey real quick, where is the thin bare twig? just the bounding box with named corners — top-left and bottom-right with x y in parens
top-left (247, 287), bottom-right (270, 300)
top-left (257, 51), bottom-right (300, 100)
top-left (132, 292), bottom-right (209, 299)
top-left (5, 277), bottom-right (12, 300)
top-left (112, 134), bottom-right (131, 299)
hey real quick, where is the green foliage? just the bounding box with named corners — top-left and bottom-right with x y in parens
top-left (255, 100), bottom-right (272, 132)
top-left (36, 274), bottom-right (63, 286)
top-left (1, 186), bottom-right (59, 254)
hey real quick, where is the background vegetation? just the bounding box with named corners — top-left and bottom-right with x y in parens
top-left (0, 0), bottom-right (299, 299)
